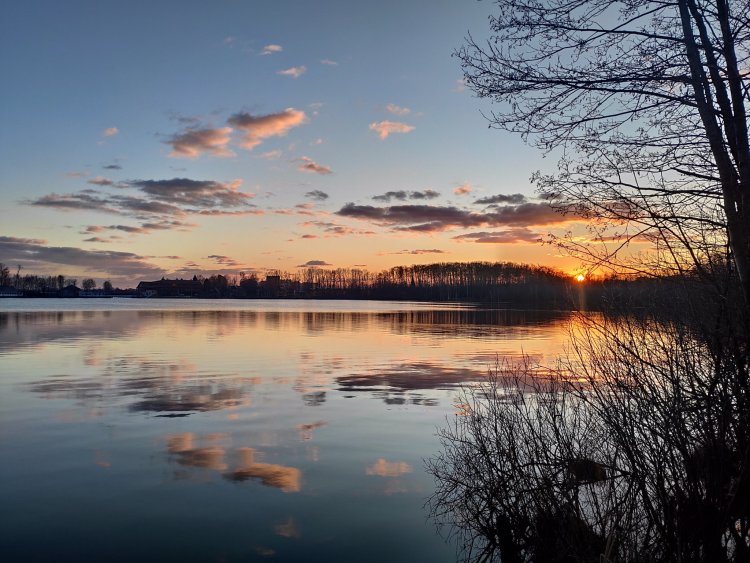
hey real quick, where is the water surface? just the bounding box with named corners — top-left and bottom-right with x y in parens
top-left (0, 300), bottom-right (575, 562)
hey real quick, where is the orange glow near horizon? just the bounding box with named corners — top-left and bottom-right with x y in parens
top-left (575, 274), bottom-right (586, 282)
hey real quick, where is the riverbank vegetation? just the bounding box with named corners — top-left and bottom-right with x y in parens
top-left (428, 0), bottom-right (750, 560)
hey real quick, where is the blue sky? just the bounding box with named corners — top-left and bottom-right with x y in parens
top-left (0, 0), bottom-right (585, 285)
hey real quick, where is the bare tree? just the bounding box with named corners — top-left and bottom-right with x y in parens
top-left (81, 278), bottom-right (96, 291)
top-left (457, 0), bottom-right (750, 301)
top-left (428, 310), bottom-right (750, 562)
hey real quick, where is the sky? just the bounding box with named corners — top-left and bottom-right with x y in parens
top-left (0, 0), bottom-right (599, 286)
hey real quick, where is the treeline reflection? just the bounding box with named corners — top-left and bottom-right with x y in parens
top-left (0, 308), bottom-right (572, 352)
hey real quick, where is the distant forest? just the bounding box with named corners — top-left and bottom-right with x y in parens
top-left (0, 260), bottom-right (703, 310)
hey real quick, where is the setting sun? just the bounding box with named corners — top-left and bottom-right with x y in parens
top-left (575, 274), bottom-right (586, 282)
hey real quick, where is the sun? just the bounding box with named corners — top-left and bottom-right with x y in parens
top-left (575, 274), bottom-right (586, 282)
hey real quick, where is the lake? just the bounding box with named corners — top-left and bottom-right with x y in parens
top-left (0, 299), bottom-right (576, 562)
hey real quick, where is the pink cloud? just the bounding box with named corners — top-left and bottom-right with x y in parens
top-left (385, 103), bottom-right (411, 116)
top-left (277, 66), bottom-right (306, 78)
top-left (166, 127), bottom-right (234, 159)
top-left (369, 120), bottom-right (415, 140)
top-left (228, 108), bottom-right (307, 150)
top-left (261, 44), bottom-right (283, 55)
top-left (102, 127), bottom-right (119, 137)
top-left (296, 156), bottom-right (332, 175)
top-left (453, 183), bottom-right (472, 196)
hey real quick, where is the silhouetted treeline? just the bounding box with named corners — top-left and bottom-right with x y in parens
top-left (5, 259), bottom-right (740, 312)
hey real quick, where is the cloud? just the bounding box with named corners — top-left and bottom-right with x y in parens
top-left (301, 220), bottom-right (377, 238)
top-left (102, 127), bottom-right (119, 137)
top-left (297, 260), bottom-right (332, 268)
top-left (30, 192), bottom-right (119, 213)
top-left (369, 120), bottom-right (415, 140)
top-left (385, 103), bottom-right (411, 116)
top-left (372, 190), bottom-right (439, 202)
top-left (83, 236), bottom-right (111, 243)
top-left (261, 44), bottom-right (283, 55)
top-left (453, 228), bottom-right (542, 244)
top-left (453, 183), bottom-right (472, 196)
top-left (277, 65), bottom-right (306, 78)
top-left (103, 164), bottom-right (122, 170)
top-left (410, 189), bottom-right (440, 200)
top-left (474, 193), bottom-right (527, 205)
top-left (296, 156), bottom-right (332, 175)
top-left (258, 149), bottom-right (282, 159)
top-left (207, 254), bottom-right (243, 267)
top-left (29, 178), bottom-right (258, 219)
top-left (228, 108), bottom-right (307, 150)
top-left (453, 78), bottom-right (467, 92)
top-left (83, 220), bottom-right (193, 236)
top-left (0, 236), bottom-right (164, 278)
top-left (320, 59), bottom-right (338, 66)
top-left (305, 190), bottom-right (329, 201)
top-left (87, 176), bottom-right (115, 187)
top-left (383, 249), bottom-right (446, 255)
top-left (336, 202), bottom-right (569, 232)
top-left (166, 126), bottom-right (234, 158)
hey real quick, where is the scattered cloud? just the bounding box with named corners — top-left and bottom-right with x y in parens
top-left (87, 176), bottom-right (115, 187)
top-left (380, 248), bottom-right (446, 256)
top-left (320, 59), bottom-right (338, 66)
top-left (102, 127), bottom-right (119, 137)
top-left (65, 171), bottom-right (88, 178)
top-left (453, 183), bottom-right (472, 196)
top-left (166, 126), bottom-right (234, 159)
top-left (83, 220), bottom-right (193, 236)
top-left (385, 103), bottom-right (411, 116)
top-left (296, 156), bottom-right (332, 175)
top-left (277, 65), bottom-right (306, 78)
top-left (297, 260), bottom-right (332, 268)
top-left (372, 190), bottom-right (439, 202)
top-left (103, 164), bottom-right (122, 170)
top-left (301, 221), bottom-right (377, 238)
top-left (453, 228), bottom-right (542, 244)
top-left (369, 120), bottom-right (415, 140)
top-left (258, 149), bottom-right (282, 159)
top-left (305, 190), bottom-right (329, 201)
top-left (310, 138), bottom-right (323, 146)
top-left (207, 254), bottom-right (243, 267)
top-left (28, 177), bottom-right (258, 219)
top-left (453, 78), bottom-right (467, 92)
top-left (336, 202), bottom-right (570, 232)
top-left (474, 193), bottom-right (527, 205)
top-left (0, 236), bottom-right (164, 278)
top-left (228, 108), bottom-right (307, 150)
top-left (261, 44), bottom-right (283, 55)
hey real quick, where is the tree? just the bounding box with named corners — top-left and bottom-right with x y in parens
top-left (0, 263), bottom-right (9, 287)
top-left (81, 278), bottom-right (96, 290)
top-left (429, 308), bottom-right (750, 562)
top-left (102, 280), bottom-right (113, 292)
top-left (457, 0), bottom-right (750, 302)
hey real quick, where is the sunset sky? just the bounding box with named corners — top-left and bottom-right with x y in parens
top-left (0, 0), bottom-right (603, 286)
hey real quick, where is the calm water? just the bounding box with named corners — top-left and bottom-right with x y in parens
top-left (0, 299), bottom-right (576, 562)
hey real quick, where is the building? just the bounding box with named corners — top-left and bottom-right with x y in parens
top-left (0, 286), bottom-right (22, 297)
top-left (59, 285), bottom-right (80, 298)
top-left (136, 277), bottom-right (203, 297)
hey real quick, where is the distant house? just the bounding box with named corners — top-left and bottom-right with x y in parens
top-left (0, 286), bottom-right (22, 297)
top-left (136, 277), bottom-right (203, 297)
top-left (60, 285), bottom-right (80, 298)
